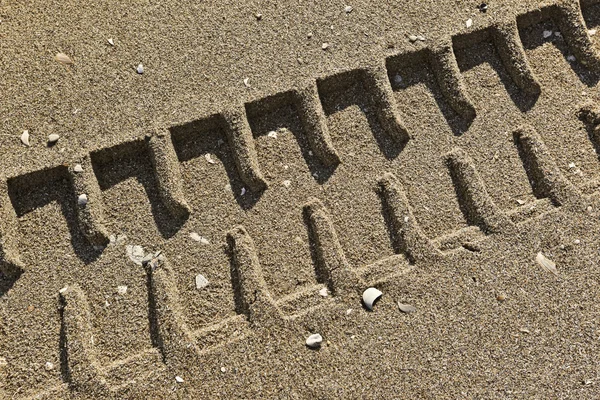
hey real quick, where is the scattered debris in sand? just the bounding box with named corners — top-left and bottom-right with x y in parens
top-left (55, 53), bottom-right (73, 64)
top-left (322, 43), bottom-right (329, 50)
top-left (195, 274), bottom-right (209, 289)
top-left (466, 18), bottom-right (473, 28)
top-left (243, 78), bottom-right (250, 87)
top-left (136, 64), bottom-right (144, 74)
top-left (536, 252), bottom-right (558, 276)
top-left (47, 134), bottom-right (59, 145)
top-left (496, 293), bottom-right (506, 302)
top-left (20, 130), bottom-right (30, 146)
top-left (478, 3), bottom-right (488, 12)
top-left (362, 287), bottom-right (383, 310)
top-left (319, 287), bottom-right (328, 297)
top-left (108, 38), bottom-right (115, 46)
top-left (306, 333), bottom-right (323, 348)
top-left (344, 5), bottom-right (353, 13)
top-left (190, 232), bottom-right (210, 244)
top-left (397, 302), bottom-right (416, 313)
top-left (346, 308), bottom-right (353, 315)
top-left (59, 286), bottom-right (68, 294)
top-left (77, 194), bottom-right (88, 206)
top-left (516, 199), bottom-right (526, 205)
top-left (568, 162), bottom-right (576, 169)
top-left (283, 180), bottom-right (291, 188)
top-left (567, 55), bottom-right (576, 62)
top-left (175, 376), bottom-right (184, 383)
top-left (519, 327), bottom-right (530, 334)
top-left (126, 245), bottom-right (146, 265)
top-left (117, 285), bottom-right (128, 295)
top-left (589, 29), bottom-right (598, 36)
top-left (543, 30), bottom-right (553, 39)
top-left (220, 366), bottom-right (227, 373)
top-left (574, 239), bottom-right (580, 245)
top-left (73, 164), bottom-right (83, 173)
top-left (255, 13), bottom-right (262, 20)
top-left (417, 35), bottom-right (426, 41)
top-left (44, 361), bottom-right (54, 370)
top-left (241, 187), bottom-right (246, 196)
top-left (408, 35), bottom-right (418, 42)
top-left (205, 153), bottom-right (216, 164)
top-left (267, 130), bottom-right (278, 138)
top-left (307, 32), bottom-right (313, 38)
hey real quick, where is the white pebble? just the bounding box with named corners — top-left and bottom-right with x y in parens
top-left (267, 131), bottom-right (278, 138)
top-left (21, 130), bottom-right (30, 146)
top-left (77, 194), bottom-right (88, 206)
top-left (346, 308), bottom-right (353, 315)
top-left (126, 244), bottom-right (146, 265)
top-left (322, 42), bottom-right (329, 50)
top-left (574, 239), bottom-right (581, 245)
top-left (408, 35), bottom-right (418, 42)
top-left (589, 29), bottom-right (597, 36)
top-left (117, 285), bottom-right (127, 295)
top-left (175, 376), bottom-right (184, 383)
top-left (220, 366), bottom-right (227, 373)
top-left (44, 361), bottom-right (54, 370)
top-left (567, 55), bottom-right (576, 62)
top-left (283, 180), bottom-right (291, 188)
top-left (59, 286), bottom-right (69, 294)
top-left (48, 134), bottom-right (60, 144)
top-left (305, 333), bottom-right (323, 348)
top-left (466, 18), bottom-right (473, 28)
top-left (568, 162), bottom-right (576, 169)
top-left (543, 30), bottom-right (553, 39)
top-left (319, 287), bottom-right (328, 297)
top-left (136, 64), bottom-right (144, 74)
top-left (241, 187), bottom-right (246, 196)
top-left (108, 38), bottom-right (115, 46)
top-left (417, 35), bottom-right (426, 41)
top-left (189, 232), bottom-right (209, 244)
top-left (73, 164), bottom-right (83, 173)
top-left (344, 5), bottom-right (353, 13)
top-left (243, 78), bottom-right (250, 87)
top-left (195, 274), bottom-right (209, 289)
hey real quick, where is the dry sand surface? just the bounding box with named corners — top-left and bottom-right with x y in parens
top-left (2, 0), bottom-right (600, 398)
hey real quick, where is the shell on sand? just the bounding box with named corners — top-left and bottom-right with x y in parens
top-left (362, 287), bottom-right (382, 310)
top-left (536, 252), bottom-right (558, 276)
top-left (55, 53), bottom-right (73, 64)
top-left (305, 333), bottom-right (322, 348)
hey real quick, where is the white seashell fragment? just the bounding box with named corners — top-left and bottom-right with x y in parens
top-left (536, 252), bottom-right (558, 276)
top-left (321, 42), bottom-right (329, 50)
top-left (45, 361), bottom-right (54, 370)
top-left (243, 78), bottom-right (250, 87)
top-left (543, 30), bottom-right (553, 39)
top-left (267, 131), bottom-right (277, 138)
top-left (21, 130), bottom-right (30, 146)
top-left (73, 164), bottom-right (83, 173)
top-left (77, 194), bottom-right (88, 206)
top-left (108, 38), bottom-right (115, 46)
top-left (241, 187), bottom-right (246, 196)
top-left (59, 286), bottom-right (69, 294)
top-left (189, 232), bottom-right (209, 244)
top-left (195, 274), bottom-right (209, 289)
top-left (136, 64), bottom-right (144, 74)
top-left (205, 153), bottom-right (216, 164)
top-left (126, 245), bottom-right (146, 265)
top-left (466, 18), bottom-right (473, 28)
top-left (283, 180), bottom-right (291, 188)
top-left (305, 333), bottom-right (323, 348)
top-left (344, 5), bottom-right (353, 13)
top-left (117, 285), bottom-right (127, 295)
top-left (589, 29), bottom-right (598, 36)
top-left (362, 287), bottom-right (382, 310)
top-left (175, 376), bottom-right (184, 383)
top-left (318, 287), bottom-right (328, 297)
top-left (48, 134), bottom-right (59, 144)
top-left (397, 302), bottom-right (416, 313)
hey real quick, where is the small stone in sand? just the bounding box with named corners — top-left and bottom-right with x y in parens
top-left (344, 5), bottom-right (353, 13)
top-left (20, 130), bottom-right (30, 146)
top-left (241, 187), bottom-right (246, 196)
top-left (417, 35), bottom-right (426, 41)
top-left (408, 35), bottom-right (418, 42)
top-left (77, 194), bottom-right (88, 206)
top-left (55, 53), bottom-right (73, 64)
top-left (195, 274), bottom-right (209, 289)
top-left (205, 153), bottom-right (216, 164)
top-left (322, 43), bottom-right (329, 50)
top-left (394, 75), bottom-right (403, 84)
top-left (397, 302), bottom-right (417, 313)
top-left (190, 232), bottom-right (210, 244)
top-left (305, 333), bottom-right (323, 348)
top-left (74, 164), bottom-right (83, 173)
top-left (117, 285), bottom-right (127, 295)
top-left (220, 366), bottom-right (227, 373)
top-left (45, 361), bottom-right (54, 370)
top-left (283, 180), bottom-right (291, 188)
top-left (255, 13), bottom-right (262, 20)
top-left (48, 134), bottom-right (59, 144)
top-left (466, 18), bottom-right (473, 28)
top-left (543, 30), bottom-right (553, 39)
top-left (108, 38), bottom-right (115, 46)
top-left (175, 376), bottom-right (184, 383)
top-left (567, 55), bottom-right (576, 62)
top-left (319, 287), bottom-right (328, 297)
top-left (346, 308), bottom-right (353, 315)
top-left (267, 131), bottom-right (277, 138)
top-left (243, 78), bottom-right (250, 87)
top-left (589, 29), bottom-right (597, 36)
top-left (136, 64), bottom-right (144, 74)
top-left (496, 293), bottom-right (506, 302)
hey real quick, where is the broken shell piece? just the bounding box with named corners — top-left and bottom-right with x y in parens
top-left (305, 333), bottom-right (323, 348)
top-left (243, 78), bottom-right (250, 87)
top-left (55, 53), bottom-right (73, 64)
top-left (44, 361), bottom-right (54, 370)
top-left (536, 252), bottom-right (558, 276)
top-left (175, 376), bottom-right (184, 383)
top-left (48, 134), bottom-right (60, 144)
top-left (267, 131), bottom-right (277, 138)
top-left (126, 245), bottom-right (146, 265)
top-left (318, 287), bottom-right (328, 297)
top-left (466, 18), bottom-right (473, 28)
top-left (108, 38), bottom-right (115, 46)
top-left (205, 153), bottom-right (216, 164)
top-left (397, 302), bottom-right (416, 313)
top-left (195, 274), bottom-right (209, 289)
top-left (21, 130), bottom-right (30, 146)
top-left (117, 285), bottom-right (127, 295)
top-left (362, 287), bottom-right (383, 310)
top-left (73, 164), bottom-right (83, 173)
top-left (189, 232), bottom-right (209, 244)
top-left (77, 194), bottom-right (88, 206)
top-left (136, 64), bottom-right (144, 74)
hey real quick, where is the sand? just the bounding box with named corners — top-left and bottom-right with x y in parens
top-left (1, 0), bottom-right (600, 398)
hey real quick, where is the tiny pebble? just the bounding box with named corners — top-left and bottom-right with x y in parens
top-left (220, 367), bottom-right (227, 373)
top-left (589, 29), bottom-right (597, 36)
top-left (346, 308), bottom-right (353, 315)
top-left (568, 162), bottom-right (576, 169)
top-left (45, 361), bottom-right (54, 370)
top-left (496, 293), bottom-right (506, 302)
top-left (417, 35), bottom-right (426, 41)
top-left (255, 13), bottom-right (262, 20)
top-left (136, 64), bottom-right (144, 74)
top-left (205, 153), bottom-right (216, 164)
top-left (567, 55), bottom-right (576, 62)
top-left (117, 285), bottom-right (127, 295)
top-left (394, 75), bottom-right (403, 84)
top-left (283, 180), bottom-right (291, 188)
top-left (305, 333), bottom-right (323, 348)
top-left (397, 302), bottom-right (417, 313)
top-left (108, 38), bottom-right (115, 46)
top-left (344, 5), bottom-right (353, 13)
top-left (408, 35), bottom-right (418, 42)
top-left (267, 131), bottom-right (278, 138)
top-left (73, 164), bottom-right (83, 173)
top-left (543, 30), bottom-right (553, 39)
top-left (55, 53), bottom-right (73, 64)
top-left (196, 274), bottom-right (209, 289)
top-left (241, 187), bottom-right (246, 196)
top-left (307, 32), bottom-right (313, 38)
top-left (77, 194), bottom-right (88, 206)
top-left (554, 31), bottom-right (561, 37)
top-left (319, 287), bottom-right (328, 297)
top-left (59, 286), bottom-right (68, 294)
top-left (20, 130), bottom-right (30, 146)
top-left (243, 78), bottom-right (250, 87)
top-left (574, 239), bottom-right (581, 245)
top-left (322, 43), bottom-right (329, 50)
top-left (48, 134), bottom-right (60, 144)
top-left (466, 18), bottom-right (473, 28)
top-left (175, 376), bottom-right (184, 383)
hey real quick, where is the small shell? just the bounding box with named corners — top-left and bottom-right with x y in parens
top-left (175, 376), bottom-right (184, 383)
top-left (466, 18), bottom-right (473, 28)
top-left (77, 194), bottom-right (88, 206)
top-left (20, 130), bottom-right (30, 146)
top-left (117, 285), bottom-right (127, 295)
top-left (344, 5), bottom-right (353, 13)
top-left (305, 333), bottom-right (322, 348)
top-left (48, 134), bottom-right (60, 144)
top-left (397, 302), bottom-right (416, 313)
top-left (318, 287), bottom-right (328, 297)
top-left (362, 287), bottom-right (382, 310)
top-left (107, 38), bottom-right (115, 46)
top-left (73, 164), bottom-right (83, 173)
top-left (536, 252), bottom-right (558, 276)
top-left (195, 274), bottom-right (209, 289)
top-left (55, 53), bottom-right (73, 64)
top-left (136, 64), bottom-right (144, 74)
top-left (205, 153), bottom-right (216, 164)
top-left (44, 361), bottom-right (54, 370)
